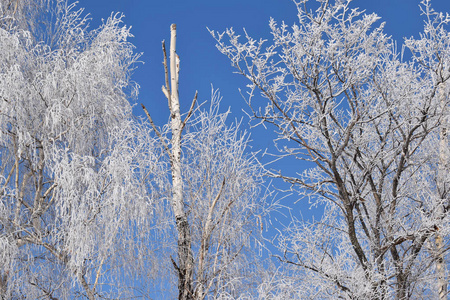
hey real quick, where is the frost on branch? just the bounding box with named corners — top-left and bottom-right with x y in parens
top-left (213, 0), bottom-right (450, 298)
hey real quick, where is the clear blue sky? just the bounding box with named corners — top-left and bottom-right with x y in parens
top-left (77, 0), bottom-right (450, 216)
top-left (77, 0), bottom-right (449, 126)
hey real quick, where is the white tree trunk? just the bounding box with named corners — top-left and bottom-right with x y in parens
top-left (168, 24), bottom-right (194, 300)
top-left (437, 82), bottom-right (449, 300)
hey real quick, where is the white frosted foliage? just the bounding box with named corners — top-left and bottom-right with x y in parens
top-left (0, 1), bottom-right (156, 298)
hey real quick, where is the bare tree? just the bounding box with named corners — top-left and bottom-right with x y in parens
top-left (142, 24), bottom-right (270, 299)
top-left (213, 0), bottom-right (450, 298)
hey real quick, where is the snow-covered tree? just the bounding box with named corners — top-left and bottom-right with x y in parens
top-left (0, 1), bottom-right (156, 298)
top-left (213, 0), bottom-right (450, 298)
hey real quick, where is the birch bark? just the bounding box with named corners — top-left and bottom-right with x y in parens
top-left (168, 24), bottom-right (194, 300)
top-left (437, 82), bottom-right (449, 300)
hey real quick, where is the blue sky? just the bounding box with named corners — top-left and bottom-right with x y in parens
top-left (76, 0), bottom-right (450, 145)
top-left (76, 0), bottom-right (450, 216)
top-left (76, 0), bottom-right (450, 127)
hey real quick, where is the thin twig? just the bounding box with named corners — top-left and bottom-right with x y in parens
top-left (181, 91), bottom-right (198, 131)
top-left (141, 104), bottom-right (171, 158)
top-left (42, 182), bottom-right (57, 199)
top-left (162, 40), bottom-right (171, 108)
top-left (93, 257), bottom-right (105, 293)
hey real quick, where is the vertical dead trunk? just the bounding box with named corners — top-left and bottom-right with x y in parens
top-left (167, 24), bottom-right (194, 300)
top-left (142, 23), bottom-right (198, 300)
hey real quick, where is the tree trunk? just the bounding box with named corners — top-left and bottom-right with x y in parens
top-left (437, 82), bottom-right (448, 300)
top-left (168, 24), bottom-right (194, 300)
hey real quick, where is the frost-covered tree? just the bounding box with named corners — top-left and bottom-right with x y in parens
top-left (0, 1), bottom-right (156, 298)
top-left (141, 25), bottom-right (270, 299)
top-left (213, 0), bottom-right (450, 298)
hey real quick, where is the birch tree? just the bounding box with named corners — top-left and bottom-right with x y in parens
top-left (213, 0), bottom-right (450, 298)
top-left (0, 1), bottom-right (156, 298)
top-left (141, 24), bottom-right (269, 299)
